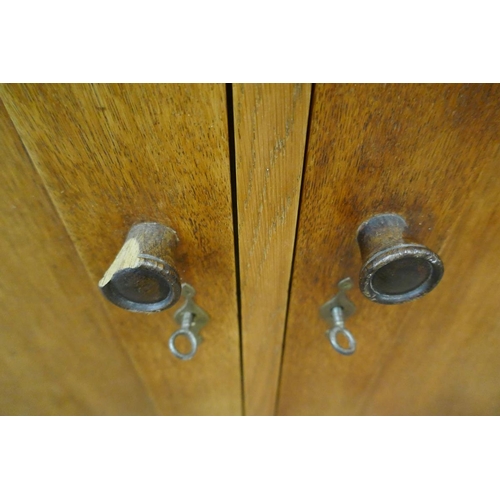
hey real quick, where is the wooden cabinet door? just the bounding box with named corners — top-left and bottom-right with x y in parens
top-left (278, 84), bottom-right (500, 415)
top-left (0, 84), bottom-right (242, 415)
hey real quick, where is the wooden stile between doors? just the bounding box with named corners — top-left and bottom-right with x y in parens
top-left (233, 84), bottom-right (311, 415)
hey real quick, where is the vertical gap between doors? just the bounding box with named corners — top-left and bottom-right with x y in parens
top-left (225, 83), bottom-right (246, 416)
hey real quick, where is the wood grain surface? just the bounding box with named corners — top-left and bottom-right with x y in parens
top-left (234, 84), bottom-right (311, 415)
top-left (0, 84), bottom-right (241, 415)
top-left (0, 100), bottom-right (156, 415)
top-left (278, 84), bottom-right (500, 415)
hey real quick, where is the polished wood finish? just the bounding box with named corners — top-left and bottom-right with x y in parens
top-left (3, 83), bottom-right (500, 416)
top-left (0, 100), bottom-right (156, 415)
top-left (278, 84), bottom-right (500, 415)
top-left (1, 84), bottom-right (241, 415)
top-left (234, 84), bottom-right (311, 415)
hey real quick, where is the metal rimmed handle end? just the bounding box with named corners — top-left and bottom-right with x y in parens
top-left (357, 214), bottom-right (444, 304)
top-left (99, 222), bottom-right (181, 312)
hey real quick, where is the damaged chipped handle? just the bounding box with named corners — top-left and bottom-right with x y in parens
top-left (99, 222), bottom-right (181, 312)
